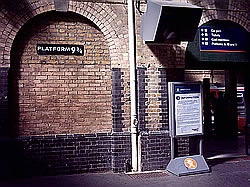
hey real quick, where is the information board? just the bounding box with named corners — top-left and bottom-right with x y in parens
top-left (199, 26), bottom-right (247, 53)
top-left (168, 82), bottom-right (203, 137)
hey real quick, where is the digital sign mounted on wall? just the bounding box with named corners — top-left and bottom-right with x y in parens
top-left (199, 26), bottom-right (247, 53)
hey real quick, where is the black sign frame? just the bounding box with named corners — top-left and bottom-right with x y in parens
top-left (37, 44), bottom-right (84, 56)
top-left (168, 82), bottom-right (203, 137)
top-left (199, 26), bottom-right (247, 53)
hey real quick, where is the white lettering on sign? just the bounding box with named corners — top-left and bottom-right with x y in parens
top-left (211, 42), bottom-right (223, 46)
top-left (199, 26), bottom-right (246, 52)
top-left (37, 44), bottom-right (84, 55)
top-left (211, 29), bottom-right (221, 33)
top-left (175, 92), bottom-right (202, 136)
top-left (211, 33), bottom-right (220, 37)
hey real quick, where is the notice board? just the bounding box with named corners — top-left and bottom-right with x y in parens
top-left (168, 82), bottom-right (203, 137)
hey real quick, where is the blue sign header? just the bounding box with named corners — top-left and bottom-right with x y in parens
top-left (200, 26), bottom-right (247, 53)
top-left (174, 84), bottom-right (201, 94)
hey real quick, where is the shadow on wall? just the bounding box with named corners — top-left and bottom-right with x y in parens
top-left (8, 15), bottom-right (36, 137)
top-left (8, 10), bottom-right (102, 136)
top-left (7, 11), bottom-right (51, 137)
top-left (147, 44), bottom-right (185, 68)
top-left (3, 7), bottom-right (46, 177)
top-left (4, 10), bottom-right (114, 177)
top-left (0, 139), bottom-right (49, 178)
top-left (1, 0), bottom-right (34, 29)
top-left (0, 5), bottom-right (34, 178)
top-left (0, 0), bottom-right (34, 178)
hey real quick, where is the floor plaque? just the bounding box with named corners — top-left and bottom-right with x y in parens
top-left (167, 155), bottom-right (210, 176)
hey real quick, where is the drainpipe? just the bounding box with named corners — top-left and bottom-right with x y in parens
top-left (128, 0), bottom-right (138, 172)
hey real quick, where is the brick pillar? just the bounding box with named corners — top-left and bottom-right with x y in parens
top-left (0, 67), bottom-right (13, 178)
top-left (112, 68), bottom-right (124, 132)
top-left (137, 67), bottom-right (148, 131)
top-left (111, 68), bottom-right (132, 172)
top-left (224, 70), bottom-right (238, 137)
top-left (203, 78), bottom-right (212, 136)
top-left (0, 67), bottom-right (9, 136)
top-left (158, 68), bottom-right (168, 130)
top-left (244, 70), bottom-right (250, 155)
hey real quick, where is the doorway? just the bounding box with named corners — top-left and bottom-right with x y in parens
top-left (204, 82), bottom-right (247, 159)
top-left (185, 69), bottom-right (248, 160)
top-left (185, 19), bottom-right (249, 160)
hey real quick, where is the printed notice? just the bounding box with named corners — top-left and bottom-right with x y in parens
top-left (172, 84), bottom-right (203, 137)
top-left (175, 93), bottom-right (202, 136)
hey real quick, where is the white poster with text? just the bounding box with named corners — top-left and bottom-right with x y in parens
top-left (174, 92), bottom-right (202, 136)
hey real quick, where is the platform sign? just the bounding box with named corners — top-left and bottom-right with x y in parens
top-left (168, 82), bottom-right (203, 137)
top-left (199, 26), bottom-right (247, 53)
top-left (37, 44), bottom-right (84, 56)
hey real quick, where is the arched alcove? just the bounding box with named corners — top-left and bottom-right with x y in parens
top-left (9, 11), bottom-right (112, 136)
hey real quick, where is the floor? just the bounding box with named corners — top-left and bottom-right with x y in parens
top-left (204, 134), bottom-right (247, 160)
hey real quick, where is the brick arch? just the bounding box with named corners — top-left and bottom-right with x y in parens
top-left (68, 1), bottom-right (121, 66)
top-left (0, 0), bottom-right (121, 67)
top-left (0, 1), bottom-right (55, 67)
top-left (196, 0), bottom-right (248, 31)
top-left (9, 10), bottom-right (113, 136)
top-left (227, 0), bottom-right (248, 31)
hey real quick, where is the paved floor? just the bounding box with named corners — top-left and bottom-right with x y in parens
top-left (204, 135), bottom-right (247, 159)
top-left (0, 158), bottom-right (250, 187)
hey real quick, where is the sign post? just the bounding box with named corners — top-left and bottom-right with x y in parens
top-left (167, 82), bottom-right (210, 176)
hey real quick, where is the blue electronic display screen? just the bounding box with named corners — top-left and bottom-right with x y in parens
top-left (200, 26), bottom-right (247, 53)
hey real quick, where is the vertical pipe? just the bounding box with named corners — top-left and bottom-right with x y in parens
top-left (138, 134), bottom-right (142, 172)
top-left (128, 0), bottom-right (138, 171)
top-left (170, 137), bottom-right (175, 159)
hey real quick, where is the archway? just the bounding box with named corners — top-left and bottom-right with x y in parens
top-left (9, 11), bottom-right (112, 136)
top-left (185, 19), bottom-right (249, 159)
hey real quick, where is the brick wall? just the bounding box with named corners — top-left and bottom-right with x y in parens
top-left (0, 0), bottom-right (248, 176)
top-left (0, 67), bottom-right (8, 135)
top-left (141, 131), bottom-right (170, 171)
top-left (158, 68), bottom-right (169, 130)
top-left (13, 133), bottom-right (112, 176)
top-left (184, 70), bottom-right (225, 84)
top-left (111, 132), bottom-right (131, 173)
top-left (138, 68), bottom-right (189, 172)
top-left (4, 132), bottom-right (131, 176)
top-left (112, 68), bottom-right (125, 132)
top-left (137, 67), bottom-right (148, 131)
top-left (9, 11), bottom-right (112, 136)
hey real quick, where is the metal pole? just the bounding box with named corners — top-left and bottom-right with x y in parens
top-left (128, 0), bottom-right (138, 172)
top-left (171, 137), bottom-right (175, 159)
top-left (199, 137), bottom-right (203, 155)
